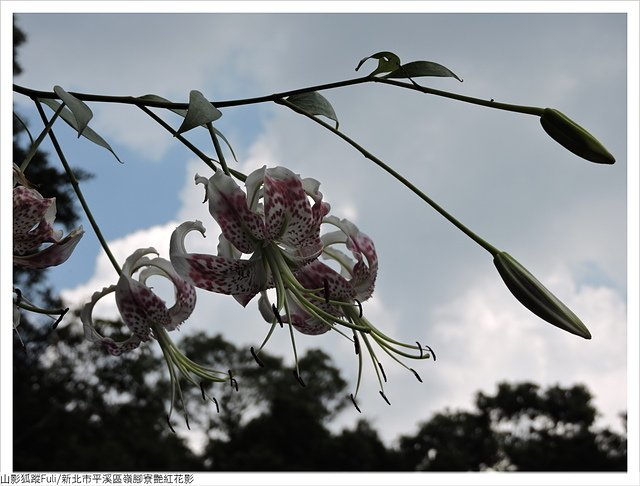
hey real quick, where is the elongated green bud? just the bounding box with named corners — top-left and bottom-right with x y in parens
top-left (540, 108), bottom-right (615, 165)
top-left (493, 251), bottom-right (591, 339)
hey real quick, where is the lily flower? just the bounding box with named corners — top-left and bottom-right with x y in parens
top-left (256, 215), bottom-right (434, 410)
top-left (81, 248), bottom-right (231, 427)
top-left (170, 165), bottom-right (330, 306)
top-left (13, 185), bottom-right (84, 269)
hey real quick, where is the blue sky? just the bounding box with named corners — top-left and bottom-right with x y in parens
top-left (3, 2), bottom-right (639, 481)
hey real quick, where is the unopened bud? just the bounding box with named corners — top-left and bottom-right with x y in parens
top-left (540, 108), bottom-right (615, 165)
top-left (493, 251), bottom-right (591, 339)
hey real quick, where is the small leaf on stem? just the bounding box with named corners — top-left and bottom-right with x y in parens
top-left (355, 51), bottom-right (401, 76)
top-left (177, 90), bottom-right (222, 135)
top-left (384, 60), bottom-right (463, 82)
top-left (53, 86), bottom-right (93, 137)
top-left (286, 92), bottom-right (339, 129)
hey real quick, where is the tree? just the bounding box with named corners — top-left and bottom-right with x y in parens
top-left (398, 381), bottom-right (627, 471)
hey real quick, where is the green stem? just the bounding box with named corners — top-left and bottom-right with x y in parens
top-left (34, 100), bottom-right (123, 276)
top-left (374, 78), bottom-right (544, 116)
top-left (277, 97), bottom-right (500, 256)
top-left (14, 75), bottom-right (544, 116)
top-left (20, 102), bottom-right (65, 172)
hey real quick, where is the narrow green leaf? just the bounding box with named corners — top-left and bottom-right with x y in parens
top-left (384, 61), bottom-right (463, 82)
top-left (39, 98), bottom-right (123, 163)
top-left (177, 90), bottom-right (222, 135)
top-left (212, 127), bottom-right (238, 162)
top-left (13, 112), bottom-right (35, 146)
top-left (355, 51), bottom-right (402, 77)
top-left (53, 85), bottom-right (93, 137)
top-left (286, 92), bottom-right (339, 129)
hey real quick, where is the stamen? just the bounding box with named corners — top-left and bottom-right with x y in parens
top-left (355, 299), bottom-right (363, 318)
top-left (211, 396), bottom-right (220, 414)
top-left (293, 369), bottom-right (306, 388)
top-left (14, 288), bottom-right (22, 305)
top-left (350, 393), bottom-right (362, 413)
top-left (185, 414), bottom-right (191, 430)
top-left (409, 368), bottom-right (423, 383)
top-left (353, 332), bottom-right (361, 355)
top-left (272, 304), bottom-right (284, 328)
top-left (199, 382), bottom-right (207, 401)
top-left (51, 307), bottom-right (69, 330)
top-left (228, 369), bottom-right (238, 391)
top-left (323, 279), bottom-right (330, 304)
top-left (166, 415), bottom-right (176, 434)
top-left (416, 341), bottom-right (423, 358)
top-left (377, 362), bottom-right (387, 383)
top-left (424, 344), bottom-right (436, 361)
top-left (379, 391), bottom-right (391, 405)
top-left (250, 346), bottom-right (265, 367)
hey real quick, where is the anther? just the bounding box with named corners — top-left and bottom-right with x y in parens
top-left (52, 307), bottom-right (69, 330)
top-left (409, 368), bottom-right (423, 383)
top-left (323, 279), bottom-right (330, 304)
top-left (211, 396), bottom-right (220, 414)
top-left (377, 362), bottom-right (387, 383)
top-left (250, 346), bottom-right (265, 367)
top-left (424, 344), bottom-right (436, 361)
top-left (293, 370), bottom-right (306, 388)
top-left (228, 370), bottom-right (239, 391)
top-left (14, 288), bottom-right (22, 305)
top-left (185, 414), bottom-right (191, 430)
top-left (199, 382), bottom-right (207, 401)
top-left (272, 304), bottom-right (284, 328)
top-left (355, 299), bottom-right (362, 318)
top-left (166, 415), bottom-right (176, 434)
top-left (353, 332), bottom-right (360, 355)
top-left (379, 391), bottom-right (391, 405)
top-left (416, 341), bottom-right (423, 358)
top-left (350, 393), bottom-right (362, 413)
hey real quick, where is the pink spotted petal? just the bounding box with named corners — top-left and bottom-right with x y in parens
top-left (170, 221), bottom-right (261, 304)
top-left (13, 186), bottom-right (56, 237)
top-left (81, 285), bottom-right (143, 356)
top-left (13, 227), bottom-right (84, 269)
top-left (297, 260), bottom-right (356, 302)
top-left (322, 216), bottom-right (378, 301)
top-left (137, 257), bottom-right (197, 331)
top-left (257, 292), bottom-right (330, 336)
top-left (197, 171), bottom-right (265, 254)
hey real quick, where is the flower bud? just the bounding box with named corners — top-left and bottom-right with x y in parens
top-left (493, 251), bottom-right (591, 339)
top-left (540, 108), bottom-right (615, 165)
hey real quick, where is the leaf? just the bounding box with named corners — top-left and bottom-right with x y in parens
top-left (355, 51), bottom-right (402, 77)
top-left (39, 98), bottom-right (123, 163)
top-left (212, 126), bottom-right (238, 162)
top-left (177, 90), bottom-right (222, 135)
top-left (53, 85), bottom-right (93, 137)
top-left (286, 92), bottom-right (339, 129)
top-left (137, 94), bottom-right (188, 117)
top-left (384, 61), bottom-right (463, 82)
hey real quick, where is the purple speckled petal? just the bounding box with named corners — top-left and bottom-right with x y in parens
top-left (13, 226), bottom-right (84, 269)
top-left (322, 216), bottom-right (378, 301)
top-left (170, 221), bottom-right (261, 303)
top-left (137, 257), bottom-right (197, 331)
top-left (197, 171), bottom-right (265, 254)
top-left (81, 285), bottom-right (143, 356)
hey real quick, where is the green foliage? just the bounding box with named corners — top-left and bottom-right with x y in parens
top-left (286, 92), bottom-right (339, 128)
top-left (53, 85), bottom-right (94, 138)
top-left (384, 60), bottom-right (462, 82)
top-left (177, 90), bottom-right (222, 134)
top-left (39, 98), bottom-right (123, 163)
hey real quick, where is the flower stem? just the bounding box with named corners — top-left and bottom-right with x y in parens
top-left (373, 78), bottom-right (544, 116)
top-left (34, 100), bottom-right (123, 275)
top-left (277, 97), bottom-right (500, 257)
top-left (19, 102), bottom-right (65, 172)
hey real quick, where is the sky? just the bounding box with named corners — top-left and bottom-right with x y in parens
top-left (3, 1), bottom-right (639, 481)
